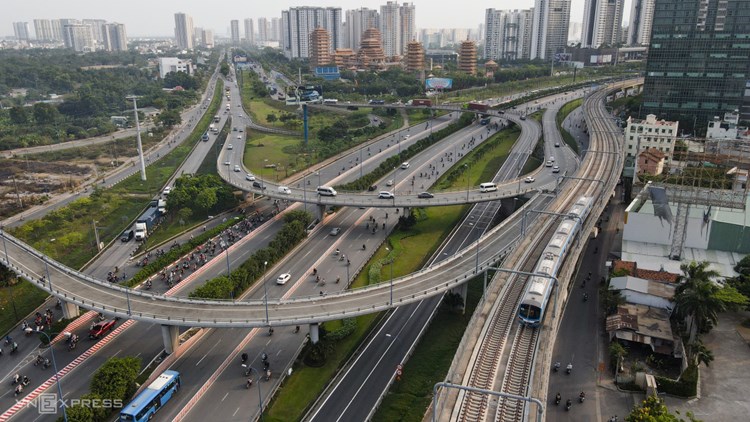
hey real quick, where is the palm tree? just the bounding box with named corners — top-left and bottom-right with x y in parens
top-left (674, 278), bottom-right (726, 341)
top-left (688, 339), bottom-right (714, 367)
top-left (676, 261), bottom-right (721, 296)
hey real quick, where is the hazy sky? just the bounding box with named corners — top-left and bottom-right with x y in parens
top-left (4, 0), bottom-right (623, 37)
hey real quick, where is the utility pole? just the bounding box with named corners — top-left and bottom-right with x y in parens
top-left (11, 173), bottom-right (22, 208)
top-left (127, 96), bottom-right (147, 181)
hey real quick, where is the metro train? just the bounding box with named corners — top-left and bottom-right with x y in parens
top-left (518, 196), bottom-right (594, 327)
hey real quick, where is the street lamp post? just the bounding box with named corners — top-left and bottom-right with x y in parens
top-left (385, 247), bottom-right (394, 306)
top-left (243, 365), bottom-right (264, 421)
top-left (263, 261), bottom-right (269, 324)
top-left (38, 331), bottom-right (68, 422)
top-left (224, 240), bottom-right (231, 276)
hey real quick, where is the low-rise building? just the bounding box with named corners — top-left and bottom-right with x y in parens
top-left (609, 275), bottom-right (675, 310)
top-left (158, 57), bottom-right (194, 78)
top-left (625, 114), bottom-right (679, 163)
top-left (637, 148), bottom-right (666, 176)
top-left (606, 303), bottom-right (678, 356)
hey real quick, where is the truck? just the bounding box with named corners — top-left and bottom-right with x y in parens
top-left (134, 208), bottom-right (158, 241)
top-left (410, 99), bottom-right (432, 107)
top-left (467, 101), bottom-right (490, 112)
top-left (149, 199), bottom-right (167, 216)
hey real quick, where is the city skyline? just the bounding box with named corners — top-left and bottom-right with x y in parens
top-left (2, 0), bottom-right (631, 38)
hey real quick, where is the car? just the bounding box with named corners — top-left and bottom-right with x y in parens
top-left (163, 186), bottom-right (171, 195)
top-left (89, 318), bottom-right (117, 339)
top-left (400, 162), bottom-right (410, 169)
top-left (227, 144), bottom-right (233, 150)
top-left (245, 173), bottom-right (256, 181)
top-left (554, 142), bottom-right (560, 147)
top-left (224, 160), bottom-right (231, 166)
top-left (552, 165), bottom-right (560, 173)
top-left (329, 227), bottom-right (341, 236)
top-left (367, 185), bottom-right (378, 192)
top-left (237, 135), bottom-right (242, 139)
top-left (233, 127), bottom-right (237, 131)
top-left (239, 128), bottom-right (244, 132)
top-left (120, 230), bottom-right (134, 242)
top-left (378, 191), bottom-right (395, 199)
top-left (252, 181), bottom-right (266, 190)
top-left (520, 115), bottom-right (526, 120)
top-left (234, 165), bottom-right (241, 172)
top-left (524, 176), bottom-right (535, 183)
top-left (386, 179), bottom-right (394, 186)
top-left (417, 192), bottom-right (434, 199)
top-left (545, 160), bottom-right (553, 167)
top-left (277, 186), bottom-right (291, 194)
top-left (276, 273), bottom-right (291, 285)
top-left (549, 156), bottom-right (555, 162)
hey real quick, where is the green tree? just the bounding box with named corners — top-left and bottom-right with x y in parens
top-left (220, 62), bottom-right (230, 77)
top-left (267, 113), bottom-right (277, 125)
top-left (674, 278), bottom-right (726, 339)
top-left (89, 356), bottom-right (141, 403)
top-left (676, 261), bottom-right (721, 297)
top-left (157, 109), bottom-right (182, 128)
top-left (176, 207), bottom-right (193, 222)
top-left (609, 341), bottom-right (627, 372)
top-left (0, 263), bottom-right (18, 287)
top-left (57, 403), bottom-right (93, 422)
top-left (625, 395), bottom-right (700, 422)
top-left (9, 106), bottom-right (28, 124)
top-left (195, 188), bottom-right (218, 212)
top-left (687, 339), bottom-right (714, 367)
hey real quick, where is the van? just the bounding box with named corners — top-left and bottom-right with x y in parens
top-left (479, 182), bottom-right (497, 193)
top-left (316, 186), bottom-right (337, 197)
top-left (278, 186), bottom-right (291, 195)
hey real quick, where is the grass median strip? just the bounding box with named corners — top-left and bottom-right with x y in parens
top-left (557, 98), bottom-right (583, 154)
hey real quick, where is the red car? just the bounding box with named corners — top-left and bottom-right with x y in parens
top-left (89, 319), bottom-right (117, 339)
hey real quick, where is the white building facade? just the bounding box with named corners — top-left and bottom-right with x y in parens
top-left (625, 114), bottom-right (679, 162)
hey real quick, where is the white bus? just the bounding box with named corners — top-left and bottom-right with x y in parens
top-left (323, 99), bottom-right (338, 105)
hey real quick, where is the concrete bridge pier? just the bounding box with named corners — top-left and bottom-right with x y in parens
top-left (449, 283), bottom-right (469, 313)
top-left (309, 322), bottom-right (320, 344)
top-left (315, 204), bottom-right (326, 222)
top-left (161, 324), bottom-right (180, 354)
top-left (60, 300), bottom-right (79, 320)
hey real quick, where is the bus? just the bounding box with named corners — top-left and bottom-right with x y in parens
top-left (119, 370), bottom-right (180, 422)
top-left (323, 98), bottom-right (338, 105)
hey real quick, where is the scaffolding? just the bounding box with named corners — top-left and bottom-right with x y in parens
top-left (633, 137), bottom-right (749, 260)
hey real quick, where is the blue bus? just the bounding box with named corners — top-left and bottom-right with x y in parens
top-left (119, 370), bottom-right (180, 422)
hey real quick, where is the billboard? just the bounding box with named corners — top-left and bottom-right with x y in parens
top-left (425, 78), bottom-right (453, 90)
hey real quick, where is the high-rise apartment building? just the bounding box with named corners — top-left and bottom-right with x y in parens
top-left (174, 13), bottom-right (194, 49)
top-left (581, 0), bottom-right (624, 48)
top-left (202, 29), bottom-right (214, 48)
top-left (484, 9), bottom-right (533, 61)
top-left (627, 0), bottom-right (655, 46)
top-left (102, 23), bottom-right (128, 51)
top-left (642, 0), bottom-right (750, 128)
top-left (399, 3), bottom-right (416, 53)
top-left (530, 0), bottom-right (571, 59)
top-left (380, 1), bottom-right (400, 57)
top-left (244, 19), bottom-right (254, 44)
top-left (230, 20), bottom-right (240, 45)
top-left (33, 19), bottom-right (54, 41)
top-left (258, 17), bottom-right (269, 42)
top-left (281, 7), bottom-right (343, 59)
top-left (345, 8), bottom-right (379, 51)
top-left (13, 22), bottom-right (30, 41)
top-left (83, 19), bottom-right (106, 43)
top-left (62, 24), bottom-right (95, 52)
top-left (50, 20), bottom-right (63, 41)
top-left (271, 17), bottom-right (281, 41)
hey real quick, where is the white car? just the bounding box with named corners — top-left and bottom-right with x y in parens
top-left (234, 165), bottom-right (241, 172)
top-left (227, 144), bottom-right (233, 150)
top-left (163, 186), bottom-right (171, 195)
top-left (400, 162), bottom-right (410, 169)
top-left (524, 176), bottom-right (535, 183)
top-left (278, 186), bottom-right (291, 195)
top-left (245, 173), bottom-right (256, 181)
top-left (386, 179), bottom-right (394, 186)
top-left (276, 273), bottom-right (291, 285)
top-left (378, 191), bottom-right (395, 199)
top-left (237, 135), bottom-right (242, 140)
top-left (552, 165), bottom-right (560, 173)
top-left (224, 160), bottom-right (231, 166)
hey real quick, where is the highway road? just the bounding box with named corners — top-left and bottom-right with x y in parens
top-left (306, 90), bottom-right (583, 422)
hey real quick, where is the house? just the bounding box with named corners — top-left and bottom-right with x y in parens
top-left (611, 260), bottom-right (681, 283)
top-left (609, 275), bottom-right (675, 311)
top-left (606, 303), bottom-right (679, 356)
top-left (637, 148), bottom-right (666, 176)
top-left (625, 114), bottom-right (679, 163)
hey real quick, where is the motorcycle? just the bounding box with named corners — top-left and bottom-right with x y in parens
top-left (579, 392), bottom-right (585, 403)
top-left (11, 374), bottom-right (20, 385)
top-left (246, 378), bottom-right (253, 389)
top-left (566, 363), bottom-right (572, 374)
top-left (555, 394), bottom-right (561, 405)
top-left (565, 399), bottom-right (572, 411)
top-left (553, 362), bottom-right (560, 372)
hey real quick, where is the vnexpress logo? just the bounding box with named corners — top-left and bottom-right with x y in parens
top-left (37, 393), bottom-right (58, 414)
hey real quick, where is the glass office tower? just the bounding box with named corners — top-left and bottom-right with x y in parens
top-left (642, 0), bottom-right (750, 133)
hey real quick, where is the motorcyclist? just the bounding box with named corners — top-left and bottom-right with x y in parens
top-left (566, 363), bottom-right (573, 373)
top-left (246, 378), bottom-right (253, 388)
top-left (579, 391), bottom-right (586, 402)
top-left (12, 374), bottom-right (19, 384)
top-left (241, 353), bottom-right (248, 363)
top-left (362, 244), bottom-right (366, 250)
top-left (583, 293), bottom-right (589, 301)
top-left (14, 385), bottom-right (22, 396)
top-left (22, 376), bottom-right (29, 386)
top-left (553, 361), bottom-right (561, 372)
top-left (555, 393), bottom-right (561, 404)
top-left (565, 399), bottom-right (572, 410)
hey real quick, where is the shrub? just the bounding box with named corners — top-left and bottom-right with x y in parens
top-left (655, 364), bottom-right (698, 397)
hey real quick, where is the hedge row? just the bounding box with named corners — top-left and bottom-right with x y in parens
top-left (335, 113), bottom-right (474, 192)
top-left (655, 364), bottom-right (698, 397)
top-left (189, 210), bottom-right (312, 299)
top-left (325, 318), bottom-right (357, 342)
